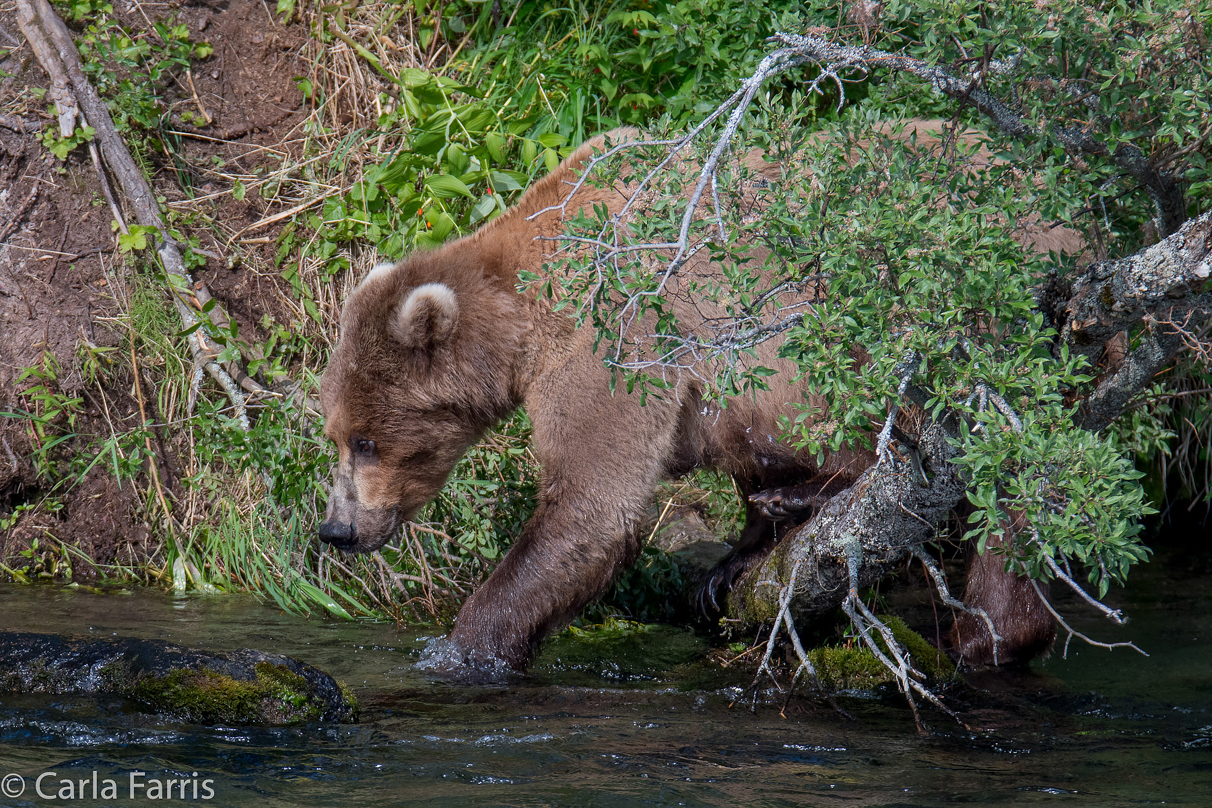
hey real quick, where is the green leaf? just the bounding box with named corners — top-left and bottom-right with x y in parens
top-left (469, 193), bottom-right (497, 225)
top-left (485, 132), bottom-right (505, 164)
top-left (424, 173), bottom-right (473, 198)
top-left (295, 580), bottom-right (353, 619)
top-left (118, 227), bottom-right (149, 253)
top-left (489, 169), bottom-right (523, 192)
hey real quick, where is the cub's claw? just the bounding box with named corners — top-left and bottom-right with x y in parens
top-left (696, 551), bottom-right (760, 618)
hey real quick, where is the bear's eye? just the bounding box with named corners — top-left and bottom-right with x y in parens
top-left (353, 438), bottom-right (377, 457)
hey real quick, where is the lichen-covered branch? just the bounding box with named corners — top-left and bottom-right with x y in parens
top-left (1058, 211), bottom-right (1212, 430)
top-left (729, 419), bottom-right (967, 626)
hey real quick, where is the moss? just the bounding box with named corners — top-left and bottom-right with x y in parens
top-left (805, 615), bottom-right (956, 691)
top-left (125, 663), bottom-right (335, 725)
top-left (878, 614), bottom-right (955, 680)
top-left (336, 679), bottom-right (360, 720)
top-left (566, 616), bottom-right (653, 639)
top-left (254, 662), bottom-right (325, 723)
top-left (129, 669), bottom-right (268, 724)
top-left (18, 659), bottom-right (74, 693)
top-left (98, 660), bottom-right (135, 690)
top-left (540, 619), bottom-right (706, 679)
top-left (0, 635), bottom-right (355, 724)
top-left (731, 542), bottom-right (790, 624)
top-left (807, 645), bottom-right (892, 690)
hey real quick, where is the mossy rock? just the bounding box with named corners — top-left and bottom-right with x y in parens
top-left (806, 615), bottom-right (956, 691)
top-left (121, 662), bottom-right (341, 724)
top-left (0, 632), bottom-right (357, 725)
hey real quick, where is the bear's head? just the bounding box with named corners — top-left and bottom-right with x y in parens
top-left (317, 256), bottom-right (524, 554)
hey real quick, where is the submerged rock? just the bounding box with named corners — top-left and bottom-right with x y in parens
top-left (0, 632), bottom-right (357, 724)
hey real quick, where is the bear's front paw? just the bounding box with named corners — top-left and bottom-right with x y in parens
top-left (416, 636), bottom-right (521, 684)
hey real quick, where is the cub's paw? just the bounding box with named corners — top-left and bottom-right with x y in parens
top-left (748, 479), bottom-right (843, 520)
top-left (695, 551), bottom-right (759, 618)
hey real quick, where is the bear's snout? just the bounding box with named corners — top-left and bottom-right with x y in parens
top-left (318, 519), bottom-right (356, 548)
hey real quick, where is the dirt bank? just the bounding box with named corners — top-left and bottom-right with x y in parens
top-left (1, 0), bottom-right (312, 576)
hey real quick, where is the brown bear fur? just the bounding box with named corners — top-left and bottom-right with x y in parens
top-left (319, 124), bottom-right (1063, 672)
top-left (949, 510), bottom-right (1057, 666)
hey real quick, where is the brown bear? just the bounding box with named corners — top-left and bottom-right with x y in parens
top-left (317, 125), bottom-right (1062, 674)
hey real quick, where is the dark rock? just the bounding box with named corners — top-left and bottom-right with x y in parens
top-left (0, 632), bottom-right (357, 724)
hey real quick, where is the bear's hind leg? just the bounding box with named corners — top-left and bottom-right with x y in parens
top-left (949, 530), bottom-right (1057, 667)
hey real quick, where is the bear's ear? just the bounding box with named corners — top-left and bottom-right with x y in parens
top-left (391, 283), bottom-right (459, 350)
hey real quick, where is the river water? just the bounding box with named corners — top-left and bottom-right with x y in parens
top-left (1, 532), bottom-right (1209, 807)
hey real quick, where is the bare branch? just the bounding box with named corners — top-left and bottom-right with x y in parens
top-left (1027, 579), bottom-right (1148, 659)
top-left (842, 539), bottom-right (963, 728)
top-left (771, 31), bottom-right (1187, 235)
top-left (876, 352), bottom-right (921, 465)
top-left (912, 546), bottom-right (1004, 665)
top-left (1031, 536), bottom-right (1128, 625)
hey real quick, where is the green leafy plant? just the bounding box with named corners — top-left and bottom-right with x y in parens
top-left (53, 0), bottom-right (213, 157)
top-left (41, 123), bottom-right (94, 160)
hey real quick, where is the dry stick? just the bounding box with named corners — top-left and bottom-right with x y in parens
top-left (88, 141), bottom-right (126, 234)
top-left (226, 192), bottom-right (337, 242)
top-left (843, 540), bottom-right (964, 729)
top-left (0, 184), bottom-right (39, 244)
top-left (1030, 535), bottom-right (1128, 625)
top-left (183, 67), bottom-right (212, 125)
top-left (319, 550), bottom-right (393, 613)
top-left (374, 552), bottom-right (447, 594)
top-left (406, 524), bottom-right (440, 616)
top-left (17, 0), bottom-right (266, 429)
top-left (0, 113), bottom-right (41, 133)
top-left (750, 573), bottom-right (797, 698)
top-left (771, 562), bottom-right (854, 720)
top-left (912, 545), bottom-right (1004, 665)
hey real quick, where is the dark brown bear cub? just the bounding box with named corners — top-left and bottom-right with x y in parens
top-left (317, 127), bottom-right (1055, 674)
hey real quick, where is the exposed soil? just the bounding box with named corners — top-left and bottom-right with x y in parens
top-left (0, 0), bottom-right (312, 576)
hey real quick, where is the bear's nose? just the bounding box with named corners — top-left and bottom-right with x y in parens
top-left (318, 519), bottom-right (355, 547)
